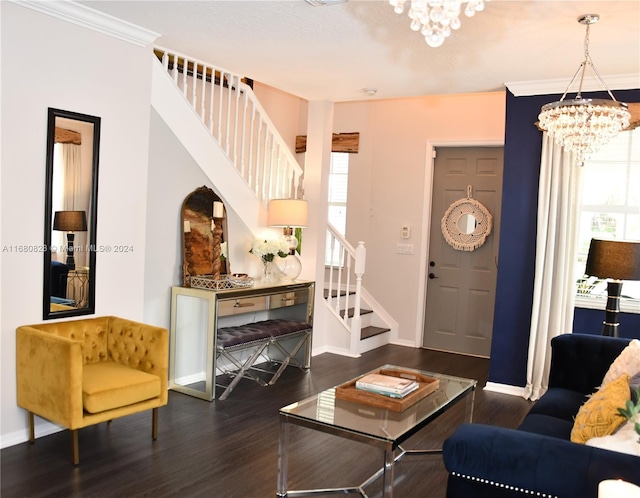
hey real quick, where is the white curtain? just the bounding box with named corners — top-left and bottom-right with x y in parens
top-left (52, 143), bottom-right (82, 262)
top-left (523, 133), bottom-right (583, 401)
top-left (61, 143), bottom-right (82, 210)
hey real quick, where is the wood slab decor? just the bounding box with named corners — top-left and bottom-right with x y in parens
top-left (295, 132), bottom-right (359, 154)
top-left (335, 367), bottom-right (440, 412)
top-left (181, 186), bottom-right (229, 286)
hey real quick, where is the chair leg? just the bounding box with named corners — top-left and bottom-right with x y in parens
top-left (152, 408), bottom-right (158, 440)
top-left (71, 430), bottom-right (79, 466)
top-left (28, 412), bottom-right (35, 443)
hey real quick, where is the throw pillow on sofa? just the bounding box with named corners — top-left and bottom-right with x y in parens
top-left (602, 339), bottom-right (640, 386)
top-left (571, 373), bottom-right (630, 444)
top-left (586, 415), bottom-right (640, 457)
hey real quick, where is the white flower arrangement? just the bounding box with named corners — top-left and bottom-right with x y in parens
top-left (250, 237), bottom-right (290, 262)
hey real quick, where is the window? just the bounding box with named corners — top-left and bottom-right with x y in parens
top-left (575, 127), bottom-right (640, 312)
top-left (325, 152), bottom-right (349, 265)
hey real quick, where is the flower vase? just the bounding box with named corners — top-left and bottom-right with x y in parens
top-left (262, 259), bottom-right (277, 283)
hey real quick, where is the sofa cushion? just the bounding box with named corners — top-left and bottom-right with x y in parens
top-left (602, 339), bottom-right (640, 387)
top-left (518, 413), bottom-right (574, 439)
top-left (570, 373), bottom-right (630, 444)
top-left (83, 361), bottom-right (161, 413)
top-left (527, 387), bottom-right (587, 421)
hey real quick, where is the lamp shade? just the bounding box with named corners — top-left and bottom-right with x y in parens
top-left (268, 199), bottom-right (308, 228)
top-left (53, 211), bottom-right (87, 232)
top-left (585, 239), bottom-right (640, 281)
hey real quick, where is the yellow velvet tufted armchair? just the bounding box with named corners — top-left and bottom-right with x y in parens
top-left (16, 316), bottom-right (168, 464)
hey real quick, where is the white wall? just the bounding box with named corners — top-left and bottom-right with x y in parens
top-left (333, 93), bottom-right (506, 346)
top-left (253, 82), bottom-right (308, 161)
top-left (253, 88), bottom-right (507, 350)
top-left (142, 109), bottom-right (259, 329)
top-left (1, 3), bottom-right (155, 446)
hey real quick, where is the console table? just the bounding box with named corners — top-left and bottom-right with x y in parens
top-left (169, 280), bottom-right (314, 401)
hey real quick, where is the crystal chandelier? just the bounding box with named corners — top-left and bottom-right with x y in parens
top-left (538, 14), bottom-right (630, 166)
top-left (389, 0), bottom-right (486, 48)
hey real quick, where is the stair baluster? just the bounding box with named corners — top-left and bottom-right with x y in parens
top-left (325, 224), bottom-right (367, 356)
top-left (155, 46), bottom-right (303, 204)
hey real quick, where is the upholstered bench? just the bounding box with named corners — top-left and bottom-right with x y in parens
top-left (215, 318), bottom-right (312, 399)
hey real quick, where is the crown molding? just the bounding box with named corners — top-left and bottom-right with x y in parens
top-left (506, 74), bottom-right (640, 97)
top-left (10, 0), bottom-right (160, 47)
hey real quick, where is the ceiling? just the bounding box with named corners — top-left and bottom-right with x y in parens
top-left (81, 0), bottom-right (640, 102)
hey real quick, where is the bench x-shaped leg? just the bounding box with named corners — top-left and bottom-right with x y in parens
top-left (217, 342), bottom-right (269, 400)
top-left (267, 332), bottom-right (310, 386)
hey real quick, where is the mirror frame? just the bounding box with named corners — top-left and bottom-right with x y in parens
top-left (43, 108), bottom-right (101, 319)
top-left (441, 196), bottom-right (493, 252)
top-left (181, 185), bottom-right (230, 287)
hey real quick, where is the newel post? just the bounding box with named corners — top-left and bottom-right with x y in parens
top-left (350, 242), bottom-right (366, 356)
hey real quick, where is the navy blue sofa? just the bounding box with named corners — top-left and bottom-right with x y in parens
top-left (443, 334), bottom-right (640, 498)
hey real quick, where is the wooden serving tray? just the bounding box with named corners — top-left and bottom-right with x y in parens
top-left (335, 368), bottom-right (440, 412)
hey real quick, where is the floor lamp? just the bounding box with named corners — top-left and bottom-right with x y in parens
top-left (53, 210), bottom-right (87, 270)
top-left (268, 199), bottom-right (308, 281)
top-left (585, 238), bottom-right (640, 337)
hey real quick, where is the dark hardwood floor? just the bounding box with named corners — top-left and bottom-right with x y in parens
top-left (1, 345), bottom-right (532, 498)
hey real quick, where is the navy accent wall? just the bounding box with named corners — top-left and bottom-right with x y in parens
top-left (489, 88), bottom-right (640, 388)
top-left (574, 308), bottom-right (640, 339)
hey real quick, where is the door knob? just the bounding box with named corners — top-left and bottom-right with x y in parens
top-left (428, 273), bottom-right (438, 279)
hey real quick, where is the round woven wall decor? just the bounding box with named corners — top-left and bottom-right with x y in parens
top-left (441, 195), bottom-right (493, 252)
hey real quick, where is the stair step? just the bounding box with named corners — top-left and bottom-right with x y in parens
top-left (324, 289), bottom-right (355, 298)
top-left (340, 308), bottom-right (373, 318)
top-left (361, 326), bottom-right (390, 341)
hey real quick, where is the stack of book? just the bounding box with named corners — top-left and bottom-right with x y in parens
top-left (355, 373), bottom-right (419, 399)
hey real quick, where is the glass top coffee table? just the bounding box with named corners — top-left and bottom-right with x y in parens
top-left (277, 365), bottom-right (476, 497)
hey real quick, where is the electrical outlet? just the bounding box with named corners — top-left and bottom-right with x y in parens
top-left (396, 243), bottom-right (414, 255)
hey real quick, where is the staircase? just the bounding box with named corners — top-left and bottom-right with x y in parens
top-left (151, 47), bottom-right (395, 356)
top-left (340, 301), bottom-right (393, 348)
top-left (324, 225), bottom-right (397, 356)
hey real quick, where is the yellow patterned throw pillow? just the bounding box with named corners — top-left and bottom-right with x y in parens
top-left (570, 373), bottom-right (631, 444)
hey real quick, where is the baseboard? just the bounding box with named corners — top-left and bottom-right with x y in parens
top-left (1, 420), bottom-right (63, 449)
top-left (484, 381), bottom-right (527, 397)
top-left (315, 345), bottom-right (360, 358)
top-left (311, 345), bottom-right (330, 356)
top-left (173, 372), bottom-right (206, 386)
top-left (390, 338), bottom-right (417, 348)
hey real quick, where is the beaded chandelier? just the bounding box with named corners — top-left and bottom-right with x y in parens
top-left (538, 14), bottom-right (630, 166)
top-left (389, 0), bottom-right (486, 48)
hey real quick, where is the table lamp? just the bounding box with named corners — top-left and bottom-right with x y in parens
top-left (53, 210), bottom-right (87, 270)
top-left (585, 238), bottom-right (640, 337)
top-left (268, 199), bottom-right (308, 281)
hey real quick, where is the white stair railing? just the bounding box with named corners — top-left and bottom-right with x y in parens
top-left (325, 223), bottom-right (366, 356)
top-left (155, 46), bottom-right (304, 202)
